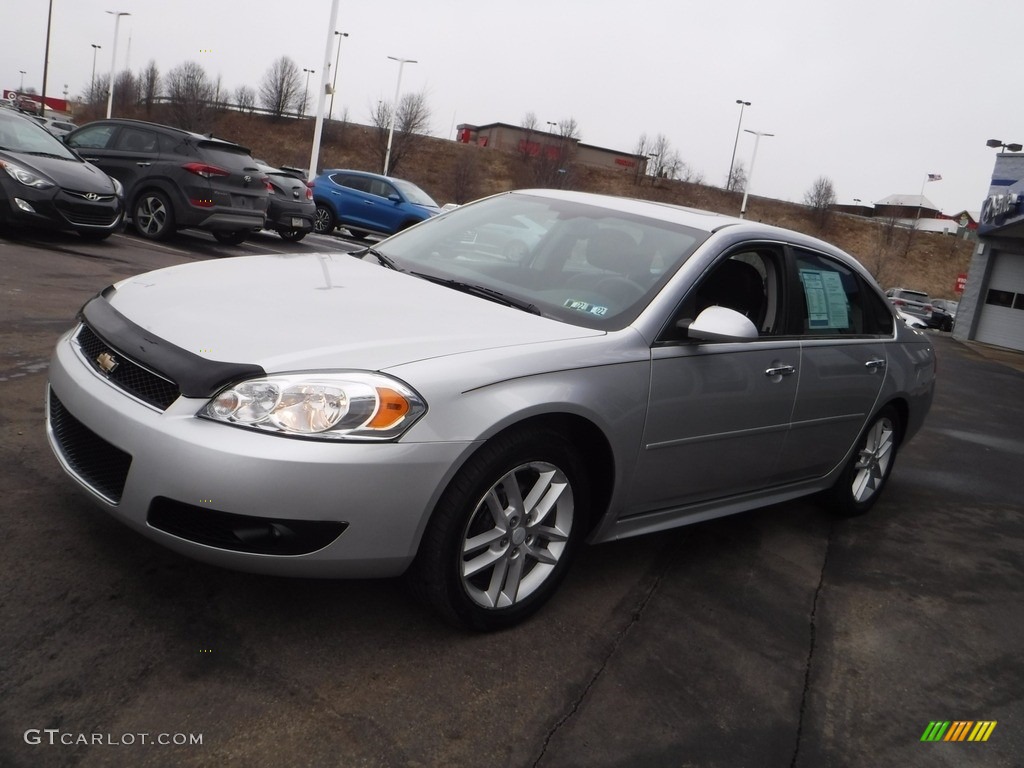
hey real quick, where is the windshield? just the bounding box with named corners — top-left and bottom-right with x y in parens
top-left (0, 111), bottom-right (79, 159)
top-left (393, 178), bottom-right (438, 208)
top-left (375, 192), bottom-right (707, 329)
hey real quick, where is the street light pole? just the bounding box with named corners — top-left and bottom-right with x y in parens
top-left (90, 45), bottom-right (102, 101)
top-left (19, 71), bottom-right (26, 91)
top-left (105, 11), bottom-right (130, 119)
top-left (383, 56), bottom-right (417, 175)
top-left (329, 31), bottom-right (348, 121)
top-left (302, 68), bottom-right (315, 116)
top-left (739, 128), bottom-right (774, 219)
top-left (727, 99), bottom-right (750, 191)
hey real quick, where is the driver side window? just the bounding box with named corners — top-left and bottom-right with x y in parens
top-left (661, 247), bottom-right (783, 343)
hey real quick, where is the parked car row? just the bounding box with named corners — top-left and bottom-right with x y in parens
top-left (885, 287), bottom-right (956, 332)
top-left (1, 109), bottom-right (441, 247)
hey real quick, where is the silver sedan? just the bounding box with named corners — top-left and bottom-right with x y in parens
top-left (46, 189), bottom-right (935, 630)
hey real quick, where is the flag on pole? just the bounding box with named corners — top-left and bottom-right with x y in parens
top-left (927, 173), bottom-right (942, 182)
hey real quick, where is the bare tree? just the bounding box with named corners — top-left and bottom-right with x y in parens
top-left (633, 133), bottom-right (650, 184)
top-left (112, 69), bottom-right (139, 113)
top-left (165, 61), bottom-right (214, 132)
top-left (87, 73), bottom-right (109, 106)
top-left (726, 161), bottom-right (747, 192)
top-left (370, 91), bottom-right (432, 175)
top-left (140, 60), bottom-right (160, 113)
top-left (234, 85), bottom-right (256, 114)
top-left (451, 148), bottom-right (481, 204)
top-left (804, 176), bottom-right (837, 230)
top-left (259, 56), bottom-right (301, 118)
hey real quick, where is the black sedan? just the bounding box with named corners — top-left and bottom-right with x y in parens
top-left (0, 109), bottom-right (123, 239)
top-left (255, 160), bottom-right (315, 242)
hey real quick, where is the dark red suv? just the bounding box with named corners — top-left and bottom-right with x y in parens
top-left (64, 119), bottom-right (268, 244)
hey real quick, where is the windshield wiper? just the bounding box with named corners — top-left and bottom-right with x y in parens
top-left (409, 272), bottom-right (541, 315)
top-left (354, 246), bottom-right (400, 271)
top-left (23, 151), bottom-right (71, 160)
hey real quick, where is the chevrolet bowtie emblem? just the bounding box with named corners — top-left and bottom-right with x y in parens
top-left (96, 351), bottom-right (118, 374)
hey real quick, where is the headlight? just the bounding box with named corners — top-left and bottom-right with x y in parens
top-left (198, 372), bottom-right (426, 441)
top-left (111, 176), bottom-right (124, 198)
top-left (0, 159), bottom-right (55, 189)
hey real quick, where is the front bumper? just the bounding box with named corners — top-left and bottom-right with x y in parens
top-left (46, 330), bottom-right (475, 578)
top-left (0, 182), bottom-right (123, 234)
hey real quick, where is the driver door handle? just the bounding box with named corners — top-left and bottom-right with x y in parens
top-left (765, 365), bottom-right (796, 377)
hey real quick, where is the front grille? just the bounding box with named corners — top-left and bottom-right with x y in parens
top-left (59, 207), bottom-right (120, 226)
top-left (76, 325), bottom-right (180, 410)
top-left (65, 189), bottom-right (116, 203)
top-left (148, 498), bottom-right (348, 555)
top-left (49, 389), bottom-right (132, 503)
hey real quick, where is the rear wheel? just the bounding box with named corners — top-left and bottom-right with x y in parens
top-left (212, 229), bottom-right (249, 245)
top-left (278, 228), bottom-right (307, 242)
top-left (313, 204), bottom-right (335, 234)
top-left (133, 190), bottom-right (175, 240)
top-left (825, 405), bottom-right (901, 517)
top-left (409, 427), bottom-right (588, 631)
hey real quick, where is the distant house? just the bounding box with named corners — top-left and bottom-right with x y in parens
top-left (456, 122), bottom-right (646, 174)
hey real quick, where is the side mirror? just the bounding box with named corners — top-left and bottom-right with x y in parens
top-left (388, 194), bottom-right (402, 204)
top-left (683, 305), bottom-right (758, 342)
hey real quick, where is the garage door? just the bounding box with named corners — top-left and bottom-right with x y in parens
top-left (975, 251), bottom-right (1024, 351)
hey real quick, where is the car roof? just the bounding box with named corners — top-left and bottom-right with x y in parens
top-left (74, 118), bottom-right (251, 151)
top-left (321, 169), bottom-right (403, 182)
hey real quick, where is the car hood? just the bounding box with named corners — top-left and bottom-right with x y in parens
top-left (5, 151), bottom-right (116, 193)
top-left (106, 252), bottom-right (603, 373)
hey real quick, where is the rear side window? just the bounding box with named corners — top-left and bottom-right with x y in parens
top-left (794, 249), bottom-right (893, 336)
top-left (67, 124), bottom-right (116, 149)
top-left (338, 174), bottom-right (372, 193)
top-left (114, 127), bottom-right (159, 153)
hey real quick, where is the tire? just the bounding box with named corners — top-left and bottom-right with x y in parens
top-left (824, 405), bottom-right (901, 517)
top-left (408, 426), bottom-right (589, 631)
top-left (313, 204), bottom-right (335, 234)
top-left (132, 190), bottom-right (175, 241)
top-left (212, 229), bottom-right (249, 245)
top-left (345, 228), bottom-right (369, 240)
top-left (278, 228), bottom-right (307, 242)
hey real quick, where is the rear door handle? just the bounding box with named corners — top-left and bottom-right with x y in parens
top-left (136, 162), bottom-right (151, 167)
top-left (865, 359), bottom-right (886, 370)
top-left (765, 365), bottom-right (796, 377)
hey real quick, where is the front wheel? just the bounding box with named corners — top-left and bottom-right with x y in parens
top-left (313, 204), bottom-right (335, 234)
top-left (824, 406), bottom-right (901, 517)
top-left (409, 427), bottom-right (589, 631)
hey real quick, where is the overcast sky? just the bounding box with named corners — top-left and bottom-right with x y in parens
top-left (3, 0), bottom-right (1015, 215)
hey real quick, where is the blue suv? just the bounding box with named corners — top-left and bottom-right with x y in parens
top-left (311, 169), bottom-right (440, 239)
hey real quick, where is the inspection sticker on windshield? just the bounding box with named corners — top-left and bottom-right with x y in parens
top-left (564, 299), bottom-right (608, 316)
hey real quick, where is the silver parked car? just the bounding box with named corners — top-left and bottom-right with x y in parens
top-left (46, 190), bottom-right (935, 630)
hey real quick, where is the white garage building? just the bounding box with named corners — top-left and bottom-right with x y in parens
top-left (954, 153), bottom-right (1024, 352)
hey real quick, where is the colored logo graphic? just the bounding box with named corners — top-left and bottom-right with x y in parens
top-left (921, 721), bottom-right (997, 742)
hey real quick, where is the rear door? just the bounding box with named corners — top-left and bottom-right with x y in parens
top-left (773, 248), bottom-right (892, 482)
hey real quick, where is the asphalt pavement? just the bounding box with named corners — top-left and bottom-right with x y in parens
top-left (1, 228), bottom-right (1021, 767)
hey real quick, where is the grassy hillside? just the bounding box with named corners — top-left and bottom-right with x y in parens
top-left (87, 104), bottom-right (973, 301)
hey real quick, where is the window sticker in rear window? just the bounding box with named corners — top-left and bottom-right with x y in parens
top-left (564, 299), bottom-right (608, 316)
top-left (799, 269), bottom-right (850, 329)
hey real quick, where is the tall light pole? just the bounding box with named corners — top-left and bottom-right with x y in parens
top-left (383, 55), bottom-right (417, 175)
top-left (307, 0), bottom-right (340, 182)
top-left (739, 128), bottom-right (774, 219)
top-left (986, 138), bottom-right (1023, 153)
top-left (329, 31), bottom-right (348, 120)
top-left (727, 99), bottom-right (750, 191)
top-left (19, 71), bottom-right (26, 91)
top-left (301, 68), bottom-right (315, 116)
top-left (105, 11), bottom-right (130, 119)
top-left (90, 44), bottom-right (102, 100)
